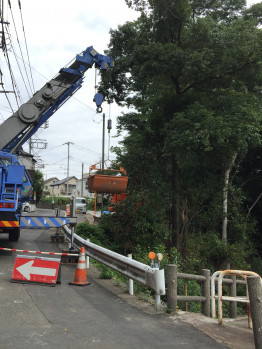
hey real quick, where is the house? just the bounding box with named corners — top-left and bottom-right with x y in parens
top-left (43, 177), bottom-right (59, 196)
top-left (50, 176), bottom-right (78, 196)
top-left (73, 173), bottom-right (94, 198)
top-left (18, 150), bottom-right (37, 181)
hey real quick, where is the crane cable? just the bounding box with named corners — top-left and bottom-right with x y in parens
top-left (108, 103), bottom-right (112, 159)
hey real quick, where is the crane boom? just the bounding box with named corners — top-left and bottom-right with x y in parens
top-left (0, 46), bottom-right (114, 153)
top-left (0, 45), bottom-right (113, 242)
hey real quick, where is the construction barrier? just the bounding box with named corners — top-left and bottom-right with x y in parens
top-left (20, 216), bottom-right (76, 229)
top-left (2, 246), bottom-right (86, 286)
top-left (0, 246), bottom-right (78, 256)
top-left (66, 204), bottom-right (70, 216)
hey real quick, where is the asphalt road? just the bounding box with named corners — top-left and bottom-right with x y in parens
top-left (0, 209), bottom-right (229, 349)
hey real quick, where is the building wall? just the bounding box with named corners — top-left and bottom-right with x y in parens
top-left (43, 178), bottom-right (59, 196)
top-left (51, 177), bottom-right (77, 196)
top-left (73, 174), bottom-right (94, 198)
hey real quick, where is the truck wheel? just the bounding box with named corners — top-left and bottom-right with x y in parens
top-left (9, 228), bottom-right (20, 241)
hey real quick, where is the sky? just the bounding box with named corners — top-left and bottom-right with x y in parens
top-left (0, 0), bottom-right (261, 181)
top-left (0, 0), bottom-right (138, 181)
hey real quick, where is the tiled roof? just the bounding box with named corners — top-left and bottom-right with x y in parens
top-left (44, 177), bottom-right (59, 184)
top-left (50, 176), bottom-right (77, 186)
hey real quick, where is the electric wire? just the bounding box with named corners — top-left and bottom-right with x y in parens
top-left (18, 0), bottom-right (35, 92)
top-left (0, 19), bottom-right (22, 109)
top-left (0, 62), bottom-right (14, 112)
top-left (0, 103), bottom-right (11, 111)
top-left (4, 33), bottom-right (23, 105)
top-left (5, 24), bottom-right (27, 104)
top-left (0, 111), bottom-right (5, 121)
top-left (1, 30), bottom-right (20, 110)
top-left (71, 143), bottom-right (99, 155)
top-left (7, 0), bottom-right (33, 97)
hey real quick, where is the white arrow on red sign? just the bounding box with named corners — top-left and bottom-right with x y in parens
top-left (12, 255), bottom-right (61, 285)
top-left (16, 260), bottom-right (57, 280)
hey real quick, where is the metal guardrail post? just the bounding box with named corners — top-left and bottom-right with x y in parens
top-left (213, 270), bottom-right (260, 327)
top-left (247, 276), bottom-right (262, 349)
top-left (201, 269), bottom-right (210, 317)
top-left (167, 264), bottom-right (177, 312)
top-left (128, 254), bottom-right (134, 296)
top-left (153, 264), bottom-right (161, 310)
top-left (69, 196), bottom-right (76, 250)
top-left (211, 271), bottom-right (220, 318)
top-left (86, 239), bottom-right (90, 268)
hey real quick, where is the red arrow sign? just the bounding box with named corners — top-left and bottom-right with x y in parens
top-left (12, 255), bottom-right (60, 285)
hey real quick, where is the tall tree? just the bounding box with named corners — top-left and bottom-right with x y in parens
top-left (33, 170), bottom-right (44, 203)
top-left (99, 0), bottom-right (262, 259)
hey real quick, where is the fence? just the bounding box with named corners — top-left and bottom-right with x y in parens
top-left (211, 270), bottom-right (256, 326)
top-left (167, 264), bottom-right (211, 316)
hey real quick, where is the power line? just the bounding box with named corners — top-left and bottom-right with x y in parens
top-left (5, 24), bottom-right (27, 103)
top-left (7, 0), bottom-right (33, 97)
top-left (18, 0), bottom-right (35, 92)
top-left (72, 143), bottom-right (100, 155)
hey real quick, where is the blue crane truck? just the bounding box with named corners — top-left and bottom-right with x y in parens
top-left (0, 46), bottom-right (113, 241)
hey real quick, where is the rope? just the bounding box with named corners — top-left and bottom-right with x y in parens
top-left (0, 246), bottom-right (79, 256)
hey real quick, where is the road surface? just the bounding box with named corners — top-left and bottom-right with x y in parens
top-left (0, 209), bottom-right (228, 348)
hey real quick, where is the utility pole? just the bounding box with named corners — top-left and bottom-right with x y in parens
top-left (29, 138), bottom-right (32, 154)
top-left (81, 162), bottom-right (84, 197)
top-left (64, 142), bottom-right (74, 196)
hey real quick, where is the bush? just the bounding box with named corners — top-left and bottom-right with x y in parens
top-left (41, 196), bottom-right (71, 206)
top-left (76, 222), bottom-right (106, 246)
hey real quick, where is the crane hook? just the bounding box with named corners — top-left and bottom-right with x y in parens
top-left (93, 93), bottom-right (104, 114)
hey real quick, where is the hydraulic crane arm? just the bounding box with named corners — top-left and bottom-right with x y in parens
top-left (0, 46), bottom-right (114, 153)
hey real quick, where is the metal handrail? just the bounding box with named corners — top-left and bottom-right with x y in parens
top-left (211, 270), bottom-right (261, 327)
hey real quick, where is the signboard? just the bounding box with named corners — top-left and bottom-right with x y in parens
top-left (12, 255), bottom-right (61, 285)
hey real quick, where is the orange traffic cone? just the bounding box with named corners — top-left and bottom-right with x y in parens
top-left (69, 247), bottom-right (90, 286)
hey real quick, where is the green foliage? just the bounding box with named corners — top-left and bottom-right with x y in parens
top-left (41, 196), bottom-right (71, 205)
top-left (184, 232), bottom-right (254, 272)
top-left (86, 198), bottom-right (95, 210)
top-left (76, 222), bottom-right (106, 246)
top-left (99, 264), bottom-right (115, 279)
top-left (33, 170), bottom-right (44, 203)
top-left (97, 0), bottom-right (262, 269)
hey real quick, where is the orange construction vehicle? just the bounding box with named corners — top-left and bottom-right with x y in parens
top-left (88, 164), bottom-right (128, 214)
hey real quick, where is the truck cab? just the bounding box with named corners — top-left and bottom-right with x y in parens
top-left (0, 151), bottom-right (32, 240)
top-left (75, 197), bottom-right (87, 214)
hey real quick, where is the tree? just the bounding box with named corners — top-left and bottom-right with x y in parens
top-left (33, 170), bottom-right (44, 203)
top-left (99, 0), bottom-right (262, 263)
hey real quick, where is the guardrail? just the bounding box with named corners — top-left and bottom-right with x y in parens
top-left (62, 225), bottom-right (165, 309)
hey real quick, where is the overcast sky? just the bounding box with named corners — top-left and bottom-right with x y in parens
top-left (0, 0), bottom-right (260, 180)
